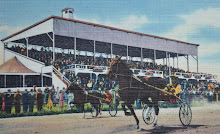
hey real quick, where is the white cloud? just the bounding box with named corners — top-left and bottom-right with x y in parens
top-left (162, 8), bottom-right (220, 82)
top-left (164, 8), bottom-right (220, 41)
top-left (199, 42), bottom-right (220, 56)
top-left (0, 25), bottom-right (22, 35)
top-left (75, 15), bottom-right (149, 31)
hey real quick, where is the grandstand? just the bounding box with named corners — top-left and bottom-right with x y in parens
top-left (0, 8), bottom-right (217, 91)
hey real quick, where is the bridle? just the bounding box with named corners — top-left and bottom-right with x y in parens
top-left (107, 60), bottom-right (132, 78)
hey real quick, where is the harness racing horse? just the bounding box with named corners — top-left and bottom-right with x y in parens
top-left (66, 83), bottom-right (103, 118)
top-left (106, 57), bottom-right (166, 129)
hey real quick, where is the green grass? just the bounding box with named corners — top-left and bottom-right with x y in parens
top-left (1, 101), bottom-right (194, 118)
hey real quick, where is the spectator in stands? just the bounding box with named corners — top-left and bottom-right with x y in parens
top-left (22, 89), bottom-right (29, 112)
top-left (87, 80), bottom-right (93, 90)
top-left (92, 82), bottom-right (99, 91)
top-left (104, 78), bottom-right (110, 90)
top-left (192, 85), bottom-right (197, 103)
top-left (28, 89), bottom-right (35, 112)
top-left (99, 79), bottom-right (104, 91)
top-left (36, 89), bottom-right (44, 111)
top-left (59, 90), bottom-right (64, 111)
top-left (81, 77), bottom-right (87, 87)
top-left (5, 89), bottom-right (13, 114)
top-left (14, 89), bottom-right (22, 114)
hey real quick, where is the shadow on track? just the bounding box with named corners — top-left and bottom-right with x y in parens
top-left (85, 116), bottom-right (121, 119)
top-left (138, 125), bottom-right (208, 134)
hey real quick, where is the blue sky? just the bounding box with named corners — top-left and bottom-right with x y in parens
top-left (0, 0), bottom-right (220, 82)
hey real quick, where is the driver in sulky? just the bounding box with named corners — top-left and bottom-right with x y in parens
top-left (104, 88), bottom-right (112, 103)
top-left (164, 74), bottom-right (181, 96)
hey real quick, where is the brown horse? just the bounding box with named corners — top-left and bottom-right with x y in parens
top-left (106, 57), bottom-right (166, 129)
top-left (66, 83), bottom-right (103, 118)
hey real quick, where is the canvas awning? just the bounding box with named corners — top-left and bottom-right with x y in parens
top-left (0, 57), bottom-right (36, 74)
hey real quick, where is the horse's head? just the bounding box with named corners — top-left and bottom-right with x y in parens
top-left (67, 82), bottom-right (82, 93)
top-left (106, 56), bottom-right (133, 79)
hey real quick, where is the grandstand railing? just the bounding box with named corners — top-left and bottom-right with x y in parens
top-left (131, 69), bottom-right (163, 78)
top-left (52, 66), bottom-right (71, 85)
top-left (66, 64), bottom-right (164, 78)
top-left (175, 72), bottom-right (217, 81)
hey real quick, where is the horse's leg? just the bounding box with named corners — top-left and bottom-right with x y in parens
top-left (99, 104), bottom-right (102, 115)
top-left (122, 102), bottom-right (131, 116)
top-left (81, 104), bottom-right (85, 118)
top-left (93, 104), bottom-right (99, 117)
top-left (152, 100), bottom-right (159, 127)
top-left (126, 103), bottom-right (139, 129)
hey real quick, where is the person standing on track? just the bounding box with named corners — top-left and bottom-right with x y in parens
top-left (22, 89), bottom-right (29, 112)
top-left (14, 89), bottom-right (22, 114)
top-left (28, 89), bottom-right (35, 112)
top-left (4, 89), bottom-right (13, 114)
top-left (36, 89), bottom-right (43, 111)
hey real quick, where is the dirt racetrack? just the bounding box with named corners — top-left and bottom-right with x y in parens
top-left (1, 103), bottom-right (220, 134)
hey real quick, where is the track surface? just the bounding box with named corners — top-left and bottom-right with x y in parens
top-left (1, 104), bottom-right (220, 134)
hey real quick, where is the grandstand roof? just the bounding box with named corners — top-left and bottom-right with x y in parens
top-left (1, 16), bottom-right (199, 57)
top-left (1, 16), bottom-right (199, 46)
top-left (0, 57), bottom-right (36, 73)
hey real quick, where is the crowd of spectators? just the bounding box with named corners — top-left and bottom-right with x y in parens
top-left (0, 85), bottom-right (75, 114)
top-left (6, 45), bottom-right (188, 76)
top-left (179, 80), bottom-right (220, 104)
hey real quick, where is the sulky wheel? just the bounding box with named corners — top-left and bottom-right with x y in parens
top-left (142, 105), bottom-right (155, 125)
top-left (109, 104), bottom-right (117, 117)
top-left (179, 102), bottom-right (192, 126)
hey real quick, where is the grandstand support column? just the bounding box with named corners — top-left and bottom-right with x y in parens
top-left (163, 58), bottom-right (165, 65)
top-left (166, 52), bottom-right (168, 67)
top-left (94, 40), bottom-right (96, 62)
top-left (196, 55), bottom-right (199, 73)
top-left (177, 53), bottom-right (179, 69)
top-left (74, 37), bottom-right (76, 60)
top-left (53, 32), bottom-right (55, 64)
top-left (46, 32), bottom-right (55, 64)
top-left (126, 45), bottom-right (128, 63)
top-left (23, 75), bottom-right (25, 88)
top-left (141, 48), bottom-right (143, 65)
top-left (154, 50), bottom-right (156, 66)
top-left (110, 43), bottom-right (113, 59)
top-left (25, 37), bottom-right (29, 57)
top-left (168, 53), bottom-right (171, 76)
top-left (4, 75), bottom-right (6, 88)
top-left (187, 55), bottom-right (189, 72)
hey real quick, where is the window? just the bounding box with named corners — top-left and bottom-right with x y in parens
top-left (69, 11), bottom-right (73, 13)
top-left (65, 11), bottom-right (68, 14)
